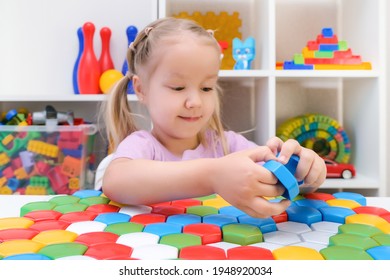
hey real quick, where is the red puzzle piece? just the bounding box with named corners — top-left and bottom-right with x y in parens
top-left (227, 246), bottom-right (274, 260)
top-left (84, 243), bottom-right (133, 260)
top-left (75, 231), bottom-right (119, 246)
top-left (180, 245), bottom-right (226, 260)
top-left (183, 223), bottom-right (222, 244)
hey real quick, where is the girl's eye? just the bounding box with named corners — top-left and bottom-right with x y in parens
top-left (172, 87), bottom-right (185, 91)
top-left (202, 87), bottom-right (213, 92)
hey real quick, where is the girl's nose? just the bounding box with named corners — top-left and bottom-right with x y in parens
top-left (185, 90), bottom-right (202, 109)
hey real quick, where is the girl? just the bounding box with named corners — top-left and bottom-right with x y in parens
top-left (102, 17), bottom-right (326, 218)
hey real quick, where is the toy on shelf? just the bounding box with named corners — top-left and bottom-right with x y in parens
top-left (77, 22), bottom-right (101, 94)
top-left (323, 158), bottom-right (356, 179)
top-left (232, 37), bottom-right (256, 70)
top-left (31, 105), bottom-right (74, 126)
top-left (72, 27), bottom-right (84, 95)
top-left (121, 25), bottom-right (138, 94)
top-left (98, 27), bottom-right (115, 74)
top-left (277, 27), bottom-right (372, 70)
top-left (0, 109), bottom-right (28, 126)
top-left (74, 23), bottom-right (138, 95)
top-left (218, 41), bottom-right (228, 60)
top-left (173, 11), bottom-right (242, 70)
top-left (0, 189), bottom-right (388, 260)
top-left (0, 107), bottom-right (97, 195)
top-left (276, 114), bottom-right (355, 179)
top-left (99, 69), bottom-right (124, 94)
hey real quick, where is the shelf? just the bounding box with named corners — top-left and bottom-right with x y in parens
top-left (274, 70), bottom-right (380, 78)
top-left (0, 94), bottom-right (139, 102)
top-left (321, 174), bottom-right (379, 189)
top-left (219, 70), bottom-right (270, 78)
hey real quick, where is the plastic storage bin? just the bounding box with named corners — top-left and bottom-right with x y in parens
top-left (0, 124), bottom-right (97, 195)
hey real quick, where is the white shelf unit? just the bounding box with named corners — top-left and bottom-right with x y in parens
top-left (160, 0), bottom-right (388, 196)
top-left (0, 0), bottom-right (387, 196)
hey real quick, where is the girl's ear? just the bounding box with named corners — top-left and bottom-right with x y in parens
top-left (133, 75), bottom-right (145, 102)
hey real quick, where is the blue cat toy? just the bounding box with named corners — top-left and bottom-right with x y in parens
top-left (232, 37), bottom-right (256, 70)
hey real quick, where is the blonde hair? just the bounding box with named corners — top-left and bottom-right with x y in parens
top-left (103, 17), bottom-right (229, 155)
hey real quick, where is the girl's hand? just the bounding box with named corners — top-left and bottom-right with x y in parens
top-left (266, 137), bottom-right (327, 193)
top-left (210, 146), bottom-right (291, 218)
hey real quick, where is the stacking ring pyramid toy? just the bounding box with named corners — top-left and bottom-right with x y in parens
top-left (277, 114), bottom-right (351, 164)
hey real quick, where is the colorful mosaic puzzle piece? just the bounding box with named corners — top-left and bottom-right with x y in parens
top-left (0, 217), bottom-right (34, 230)
top-left (183, 223), bottom-right (222, 244)
top-left (180, 245), bottom-right (226, 260)
top-left (366, 246), bottom-right (390, 260)
top-left (0, 189), bottom-right (389, 260)
top-left (263, 155), bottom-right (299, 200)
top-left (320, 245), bottom-right (373, 260)
top-left (227, 246), bottom-right (274, 260)
top-left (159, 233), bottom-right (202, 250)
top-left (222, 224), bottom-right (262, 245)
top-left (273, 245), bottom-right (324, 260)
top-left (38, 242), bottom-right (88, 259)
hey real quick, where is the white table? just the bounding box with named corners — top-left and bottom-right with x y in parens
top-left (0, 195), bottom-right (389, 218)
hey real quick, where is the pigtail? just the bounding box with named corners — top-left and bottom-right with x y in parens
top-left (103, 46), bottom-right (138, 151)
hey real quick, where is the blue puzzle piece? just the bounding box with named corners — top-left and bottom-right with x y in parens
top-left (318, 206), bottom-right (355, 224)
top-left (285, 205), bottom-right (322, 226)
top-left (263, 155), bottom-right (300, 200)
top-left (3, 253), bottom-right (51, 260)
top-left (166, 214), bottom-right (201, 227)
top-left (238, 215), bottom-right (277, 233)
top-left (203, 214), bottom-right (238, 228)
top-left (333, 192), bottom-right (367, 206)
top-left (73, 190), bottom-right (102, 199)
top-left (218, 206), bottom-right (246, 218)
top-left (143, 222), bottom-right (182, 237)
top-left (366, 246), bottom-right (390, 260)
top-left (94, 212), bottom-right (131, 225)
top-left (294, 198), bottom-right (329, 209)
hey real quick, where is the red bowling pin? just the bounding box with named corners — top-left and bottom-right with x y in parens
top-left (99, 27), bottom-right (115, 73)
top-left (78, 22), bottom-right (101, 94)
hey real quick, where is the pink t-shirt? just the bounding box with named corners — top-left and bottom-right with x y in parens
top-left (113, 130), bottom-right (257, 161)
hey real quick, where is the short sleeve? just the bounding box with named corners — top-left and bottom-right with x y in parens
top-left (112, 131), bottom-right (155, 160)
top-left (225, 130), bottom-right (258, 153)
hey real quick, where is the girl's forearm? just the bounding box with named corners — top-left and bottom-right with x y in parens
top-left (102, 158), bottom-right (216, 205)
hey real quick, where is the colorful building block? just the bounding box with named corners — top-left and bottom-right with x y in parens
top-left (278, 27), bottom-right (372, 70)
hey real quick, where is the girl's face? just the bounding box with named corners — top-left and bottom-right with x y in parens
top-left (134, 36), bottom-right (221, 154)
